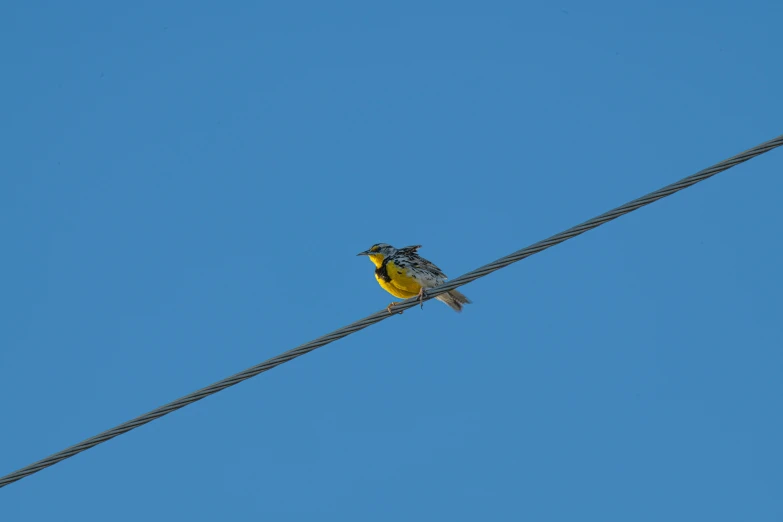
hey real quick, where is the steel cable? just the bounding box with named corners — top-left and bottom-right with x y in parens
top-left (2, 134), bottom-right (781, 489)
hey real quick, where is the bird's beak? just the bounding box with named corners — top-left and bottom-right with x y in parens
top-left (357, 250), bottom-right (371, 256)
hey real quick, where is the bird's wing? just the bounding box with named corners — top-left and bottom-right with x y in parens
top-left (397, 253), bottom-right (448, 289)
top-left (414, 254), bottom-right (448, 279)
top-left (397, 246), bottom-right (448, 278)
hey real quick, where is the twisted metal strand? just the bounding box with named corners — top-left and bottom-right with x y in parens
top-left (2, 134), bottom-right (781, 489)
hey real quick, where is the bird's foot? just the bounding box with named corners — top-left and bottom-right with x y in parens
top-left (387, 302), bottom-right (403, 315)
top-left (417, 288), bottom-right (426, 309)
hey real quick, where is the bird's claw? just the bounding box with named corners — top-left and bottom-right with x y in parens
top-left (418, 288), bottom-right (426, 309)
top-left (387, 302), bottom-right (403, 315)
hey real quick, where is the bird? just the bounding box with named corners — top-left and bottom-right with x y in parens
top-left (357, 243), bottom-right (471, 314)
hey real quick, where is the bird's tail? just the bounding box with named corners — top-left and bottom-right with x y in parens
top-left (435, 289), bottom-right (472, 313)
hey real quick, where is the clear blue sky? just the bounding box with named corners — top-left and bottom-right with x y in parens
top-left (2, 1), bottom-right (781, 520)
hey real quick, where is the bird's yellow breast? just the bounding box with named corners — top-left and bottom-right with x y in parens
top-left (375, 259), bottom-right (421, 299)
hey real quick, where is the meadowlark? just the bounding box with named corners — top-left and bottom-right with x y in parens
top-left (357, 243), bottom-right (471, 314)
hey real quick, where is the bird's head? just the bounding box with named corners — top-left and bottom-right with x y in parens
top-left (357, 243), bottom-right (396, 267)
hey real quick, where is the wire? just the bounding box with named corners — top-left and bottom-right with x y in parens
top-left (2, 134), bottom-right (781, 489)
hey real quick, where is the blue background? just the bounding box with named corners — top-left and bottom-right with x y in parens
top-left (2, 1), bottom-right (781, 520)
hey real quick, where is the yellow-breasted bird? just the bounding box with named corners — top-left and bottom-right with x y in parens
top-left (357, 243), bottom-right (471, 314)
